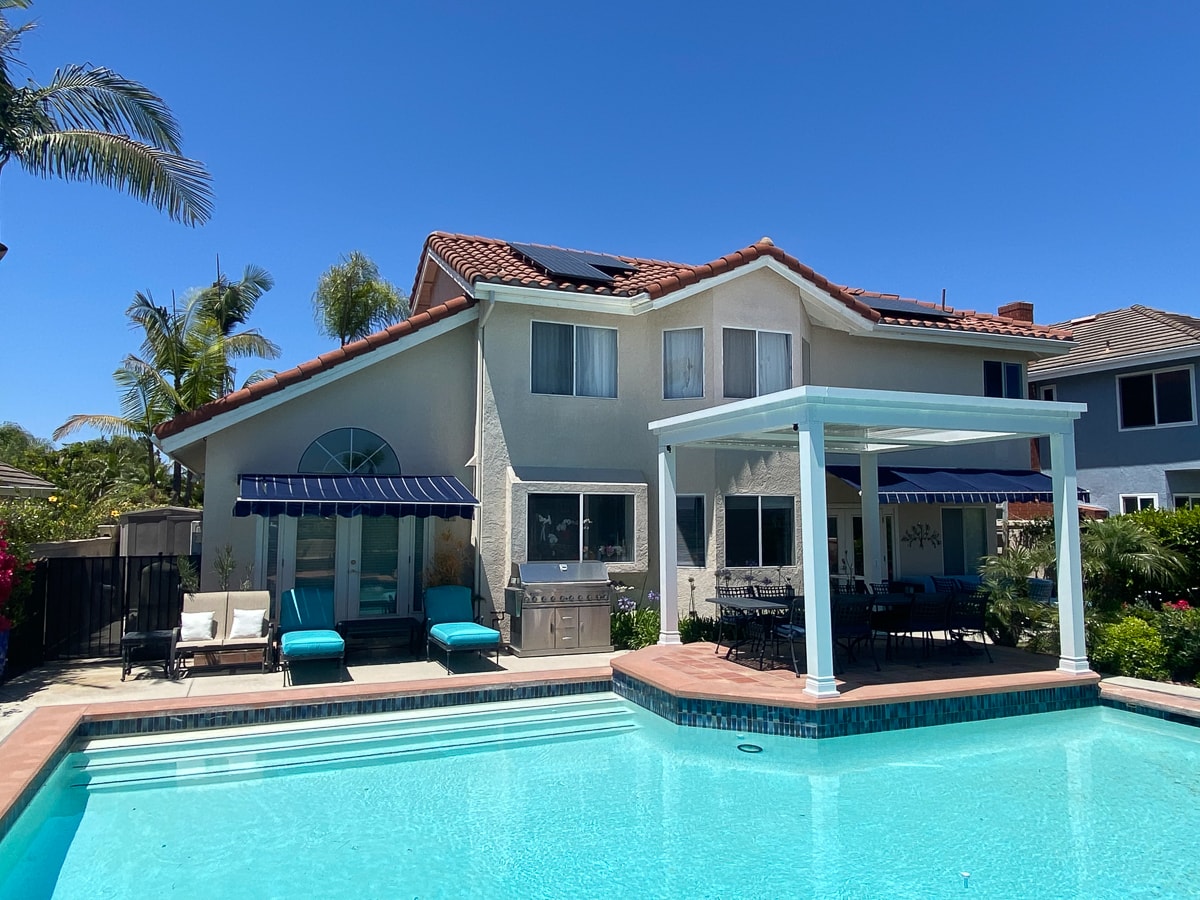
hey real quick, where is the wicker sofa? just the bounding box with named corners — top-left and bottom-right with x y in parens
top-left (174, 590), bottom-right (273, 675)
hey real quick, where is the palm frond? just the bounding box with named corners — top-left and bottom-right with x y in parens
top-left (239, 368), bottom-right (276, 388)
top-left (19, 129), bottom-right (212, 225)
top-left (33, 64), bottom-right (184, 151)
top-left (52, 413), bottom-right (140, 442)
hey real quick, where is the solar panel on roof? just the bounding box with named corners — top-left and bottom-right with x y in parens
top-left (865, 296), bottom-right (954, 319)
top-left (510, 242), bottom-right (637, 283)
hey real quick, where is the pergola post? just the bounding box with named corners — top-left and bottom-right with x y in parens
top-left (798, 421), bottom-right (838, 697)
top-left (1051, 430), bottom-right (1089, 673)
top-left (860, 451), bottom-right (883, 587)
top-left (657, 443), bottom-right (681, 645)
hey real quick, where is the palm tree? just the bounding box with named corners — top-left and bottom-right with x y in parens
top-left (312, 251), bottom-right (409, 346)
top-left (1080, 515), bottom-right (1187, 615)
top-left (124, 285), bottom-right (279, 500)
top-left (57, 274), bottom-right (279, 503)
top-left (53, 362), bottom-right (169, 489)
top-left (0, 0), bottom-right (212, 227)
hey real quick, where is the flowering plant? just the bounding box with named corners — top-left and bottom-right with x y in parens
top-left (0, 521), bottom-right (27, 633)
top-left (1168, 599), bottom-right (1192, 610)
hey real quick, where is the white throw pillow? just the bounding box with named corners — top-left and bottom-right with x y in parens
top-left (228, 607), bottom-right (266, 640)
top-left (180, 610), bottom-right (214, 642)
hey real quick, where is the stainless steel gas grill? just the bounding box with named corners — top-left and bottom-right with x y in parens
top-left (503, 561), bottom-right (613, 656)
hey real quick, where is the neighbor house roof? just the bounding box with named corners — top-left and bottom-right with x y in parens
top-left (1029, 304), bottom-right (1200, 377)
top-left (0, 463), bottom-right (56, 498)
top-left (157, 232), bottom-right (1071, 444)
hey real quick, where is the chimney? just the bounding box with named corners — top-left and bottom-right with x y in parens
top-left (998, 301), bottom-right (1034, 323)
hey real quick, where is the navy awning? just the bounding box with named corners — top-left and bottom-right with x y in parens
top-left (234, 474), bottom-right (478, 519)
top-left (827, 466), bottom-right (1091, 504)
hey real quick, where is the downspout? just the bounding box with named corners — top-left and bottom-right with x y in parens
top-left (473, 292), bottom-right (496, 601)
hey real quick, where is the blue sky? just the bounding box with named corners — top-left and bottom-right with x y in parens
top-left (3, 1), bottom-right (1199, 443)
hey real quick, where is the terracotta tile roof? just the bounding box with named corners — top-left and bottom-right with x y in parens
top-left (1028, 304), bottom-right (1200, 376)
top-left (841, 288), bottom-right (1074, 342)
top-left (154, 295), bottom-right (476, 441)
top-left (158, 233), bottom-right (1072, 444)
top-left (422, 232), bottom-right (1070, 342)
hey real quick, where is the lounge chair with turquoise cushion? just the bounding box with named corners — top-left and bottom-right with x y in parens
top-left (278, 587), bottom-right (345, 683)
top-left (425, 585), bottom-right (501, 674)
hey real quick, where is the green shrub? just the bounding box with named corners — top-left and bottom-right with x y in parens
top-left (611, 607), bottom-right (660, 650)
top-left (679, 614), bottom-right (719, 644)
top-left (1090, 616), bottom-right (1169, 681)
top-left (1157, 605), bottom-right (1200, 684)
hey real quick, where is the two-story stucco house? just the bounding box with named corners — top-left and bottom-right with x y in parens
top-left (154, 233), bottom-right (1080, 648)
top-left (1029, 304), bottom-right (1200, 515)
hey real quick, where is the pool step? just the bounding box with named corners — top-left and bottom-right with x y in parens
top-left (72, 695), bottom-right (636, 789)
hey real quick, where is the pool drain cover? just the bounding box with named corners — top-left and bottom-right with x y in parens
top-left (737, 743), bottom-right (763, 753)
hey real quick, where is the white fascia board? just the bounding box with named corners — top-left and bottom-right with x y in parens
top-left (157, 307), bottom-right (480, 456)
top-left (428, 251), bottom-right (475, 298)
top-left (1029, 345), bottom-right (1200, 382)
top-left (630, 257), bottom-right (875, 334)
top-left (869, 323), bottom-right (1076, 356)
top-left (483, 282), bottom-right (641, 316)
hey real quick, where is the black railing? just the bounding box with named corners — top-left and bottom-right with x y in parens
top-left (3, 554), bottom-right (199, 680)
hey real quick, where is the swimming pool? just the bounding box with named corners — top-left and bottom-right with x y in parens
top-left (0, 694), bottom-right (1197, 899)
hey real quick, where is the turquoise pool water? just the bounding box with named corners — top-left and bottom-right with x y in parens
top-left (0, 695), bottom-right (1197, 899)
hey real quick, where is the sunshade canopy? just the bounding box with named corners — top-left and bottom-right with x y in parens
top-left (827, 465), bottom-right (1091, 504)
top-left (234, 474), bottom-right (478, 519)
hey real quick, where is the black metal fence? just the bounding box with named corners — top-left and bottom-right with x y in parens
top-left (4, 554), bottom-right (198, 680)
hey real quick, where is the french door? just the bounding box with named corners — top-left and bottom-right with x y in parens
top-left (258, 515), bottom-right (427, 621)
top-left (827, 509), bottom-right (895, 589)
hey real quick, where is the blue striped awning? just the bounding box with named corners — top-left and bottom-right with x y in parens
top-left (234, 474), bottom-right (478, 519)
top-left (827, 466), bottom-right (1091, 505)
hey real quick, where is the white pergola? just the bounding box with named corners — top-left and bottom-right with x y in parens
top-left (649, 386), bottom-right (1089, 699)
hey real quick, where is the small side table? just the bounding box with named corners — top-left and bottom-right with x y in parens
top-left (120, 630), bottom-right (175, 681)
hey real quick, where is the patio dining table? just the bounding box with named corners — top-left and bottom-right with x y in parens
top-left (707, 596), bottom-right (790, 660)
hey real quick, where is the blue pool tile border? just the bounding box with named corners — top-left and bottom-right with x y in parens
top-left (1100, 695), bottom-right (1200, 729)
top-left (612, 670), bottom-right (1102, 738)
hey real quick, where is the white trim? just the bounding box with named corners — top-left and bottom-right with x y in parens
top-left (721, 326), bottom-right (793, 400)
top-left (1030, 344), bottom-right (1200, 381)
top-left (157, 307), bottom-right (479, 454)
top-left (1039, 383), bottom-right (1057, 402)
top-left (1115, 364), bottom-right (1196, 432)
top-left (722, 493), bottom-right (796, 568)
top-left (428, 250), bottom-right (475, 298)
top-left (983, 359), bottom-right (1024, 399)
top-left (1119, 493), bottom-right (1158, 513)
top-left (1174, 493), bottom-right (1200, 510)
top-left (483, 281), bottom-right (641, 316)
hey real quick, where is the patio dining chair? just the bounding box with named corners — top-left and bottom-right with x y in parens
top-left (831, 596), bottom-right (879, 673)
top-left (746, 583), bottom-right (794, 668)
top-left (756, 592), bottom-right (806, 675)
top-left (947, 590), bottom-right (993, 662)
top-left (894, 592), bottom-right (952, 658)
top-left (713, 582), bottom-right (755, 657)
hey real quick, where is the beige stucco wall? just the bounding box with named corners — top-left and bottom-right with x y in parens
top-left (195, 322), bottom-right (477, 591)
top-left (185, 259), bottom-right (1050, 628)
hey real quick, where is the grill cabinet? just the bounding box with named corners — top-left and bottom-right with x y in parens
top-left (504, 561), bottom-right (613, 656)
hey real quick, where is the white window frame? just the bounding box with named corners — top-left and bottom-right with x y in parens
top-left (675, 494), bottom-right (706, 568)
top-left (662, 327), bottom-right (705, 400)
top-left (1120, 493), bottom-right (1158, 514)
top-left (1174, 494), bottom-right (1200, 510)
top-left (723, 494), bottom-right (796, 568)
top-left (530, 320), bottom-right (619, 399)
top-left (1039, 384), bottom-right (1057, 402)
top-left (984, 360), bottom-right (1023, 399)
top-left (722, 327), bottom-right (793, 399)
top-left (1116, 365), bottom-right (1197, 431)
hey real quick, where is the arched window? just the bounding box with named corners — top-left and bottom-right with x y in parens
top-left (298, 428), bottom-right (400, 475)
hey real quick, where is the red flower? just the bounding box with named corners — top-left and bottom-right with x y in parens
top-left (1170, 599), bottom-right (1191, 610)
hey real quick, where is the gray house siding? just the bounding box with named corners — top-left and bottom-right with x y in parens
top-left (1032, 356), bottom-right (1200, 512)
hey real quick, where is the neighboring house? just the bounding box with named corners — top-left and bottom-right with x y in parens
top-left (154, 233), bottom-right (1076, 633)
top-left (1029, 304), bottom-right (1200, 515)
top-left (0, 463), bottom-right (55, 498)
